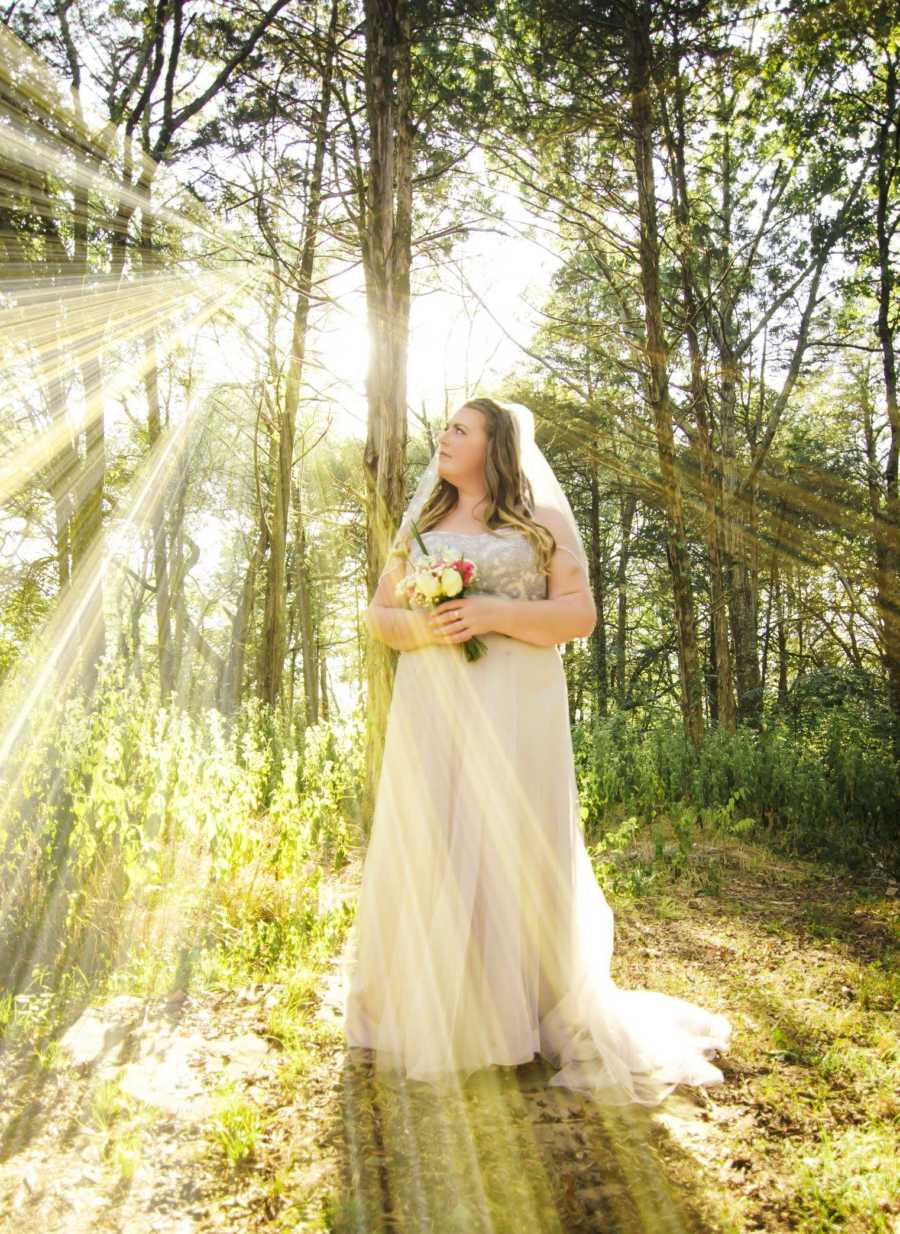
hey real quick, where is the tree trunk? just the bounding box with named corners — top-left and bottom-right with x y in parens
top-left (361, 0), bottom-right (414, 822)
top-left (220, 530), bottom-right (267, 713)
top-left (319, 637), bottom-right (330, 721)
top-left (61, 169), bottom-right (107, 685)
top-left (68, 350), bottom-right (107, 687)
top-left (293, 485), bottom-right (319, 726)
top-left (659, 28), bottom-right (737, 732)
top-left (169, 455), bottom-right (194, 699)
top-left (615, 490), bottom-right (636, 709)
top-left (588, 465), bottom-right (608, 718)
top-left (775, 564), bottom-right (789, 709)
top-left (41, 369), bottom-right (78, 592)
top-left (705, 610), bottom-right (718, 723)
top-left (873, 52), bottom-right (900, 757)
top-left (138, 172), bottom-right (175, 695)
top-left (259, 0), bottom-right (338, 709)
top-left (699, 430), bottom-right (737, 729)
top-left (713, 120), bottom-right (762, 726)
top-left (627, 4), bottom-right (704, 748)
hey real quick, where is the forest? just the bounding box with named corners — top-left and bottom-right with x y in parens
top-left (0, 2), bottom-right (898, 1232)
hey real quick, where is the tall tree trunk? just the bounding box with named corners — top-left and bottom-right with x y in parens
top-left (293, 483), bottom-right (319, 725)
top-left (259, 0), bottom-right (338, 709)
top-left (588, 465), bottom-right (608, 718)
top-left (774, 564), bottom-right (789, 709)
top-left (68, 349), bottom-right (107, 687)
top-left (361, 0), bottom-right (414, 822)
top-left (659, 45), bottom-right (737, 731)
top-left (615, 490), bottom-right (636, 709)
top-left (697, 424), bottom-right (737, 729)
top-left (138, 169), bottom-right (175, 694)
top-left (712, 119), bottom-right (762, 726)
top-left (627, 4), bottom-right (704, 748)
top-left (319, 637), bottom-right (330, 721)
top-left (58, 168), bottom-right (107, 684)
top-left (705, 609), bottom-right (718, 723)
top-left (873, 52), bottom-right (900, 757)
top-left (220, 531), bottom-right (267, 713)
top-left (680, 303), bottom-right (736, 729)
top-left (169, 454), bottom-right (193, 699)
top-left (41, 367), bottom-right (78, 591)
top-left (723, 395), bottom-right (762, 727)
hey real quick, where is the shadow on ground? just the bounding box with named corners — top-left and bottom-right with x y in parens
top-left (323, 1047), bottom-right (727, 1234)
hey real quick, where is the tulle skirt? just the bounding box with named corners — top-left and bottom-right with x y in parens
top-left (343, 631), bottom-right (731, 1106)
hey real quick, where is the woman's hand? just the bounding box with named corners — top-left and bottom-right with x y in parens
top-left (428, 595), bottom-right (499, 645)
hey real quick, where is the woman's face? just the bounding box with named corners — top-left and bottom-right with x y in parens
top-left (437, 405), bottom-right (489, 485)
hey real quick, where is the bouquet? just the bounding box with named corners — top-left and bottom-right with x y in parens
top-left (394, 521), bottom-right (488, 662)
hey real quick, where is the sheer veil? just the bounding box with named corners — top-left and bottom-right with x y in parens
top-left (378, 400), bottom-right (590, 585)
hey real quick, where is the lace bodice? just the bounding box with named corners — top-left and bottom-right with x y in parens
top-left (409, 529), bottom-right (548, 601)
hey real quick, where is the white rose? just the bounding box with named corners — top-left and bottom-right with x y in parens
top-left (441, 567), bottom-right (463, 597)
top-left (417, 571), bottom-right (441, 599)
top-left (441, 544), bottom-right (459, 562)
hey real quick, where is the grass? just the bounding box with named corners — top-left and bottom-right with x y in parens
top-left (2, 800), bottom-right (895, 1232)
top-left (601, 831), bottom-right (900, 1234)
top-left (227, 826), bottom-right (898, 1234)
top-left (208, 1080), bottom-right (264, 1167)
top-left (86, 1073), bottom-right (161, 1186)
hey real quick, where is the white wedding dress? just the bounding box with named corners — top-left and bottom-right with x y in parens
top-left (343, 527), bottom-right (732, 1106)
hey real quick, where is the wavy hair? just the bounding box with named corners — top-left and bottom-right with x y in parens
top-left (398, 397), bottom-right (558, 576)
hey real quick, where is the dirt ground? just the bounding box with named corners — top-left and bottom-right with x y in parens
top-left (1, 839), bottom-right (897, 1234)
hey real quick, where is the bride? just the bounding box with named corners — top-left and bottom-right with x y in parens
top-left (344, 397), bottom-right (732, 1106)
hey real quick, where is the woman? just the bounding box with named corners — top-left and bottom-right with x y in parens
top-left (344, 398), bottom-right (731, 1106)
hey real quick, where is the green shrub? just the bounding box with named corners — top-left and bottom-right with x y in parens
top-left (0, 660), bottom-right (364, 1039)
top-left (575, 707), bottom-right (898, 871)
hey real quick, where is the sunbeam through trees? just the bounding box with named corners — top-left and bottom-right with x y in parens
top-left (0, 1), bottom-right (898, 1232)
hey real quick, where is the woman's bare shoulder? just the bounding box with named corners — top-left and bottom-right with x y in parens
top-left (530, 504), bottom-right (568, 537)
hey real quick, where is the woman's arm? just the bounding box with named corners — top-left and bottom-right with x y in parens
top-left (488, 585), bottom-right (596, 647)
top-left (366, 556), bottom-right (436, 652)
top-left (488, 540), bottom-right (596, 646)
top-left (497, 509), bottom-right (597, 646)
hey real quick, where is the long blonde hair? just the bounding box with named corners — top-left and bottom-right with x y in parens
top-left (396, 398), bottom-right (558, 575)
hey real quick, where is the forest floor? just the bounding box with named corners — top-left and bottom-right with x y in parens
top-left (0, 834), bottom-right (897, 1234)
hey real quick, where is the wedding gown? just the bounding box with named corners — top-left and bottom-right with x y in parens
top-left (343, 527), bottom-right (732, 1106)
